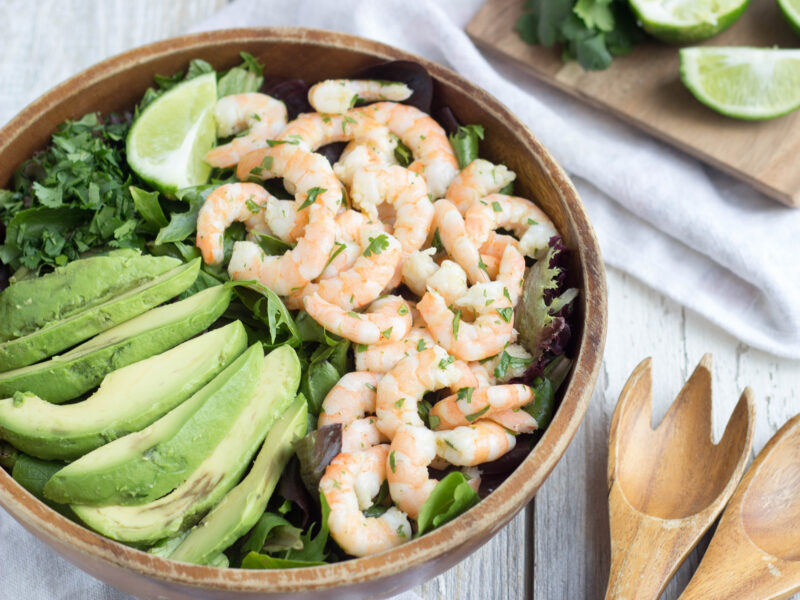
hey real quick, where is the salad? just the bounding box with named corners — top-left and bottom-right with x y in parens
top-left (0, 53), bottom-right (578, 567)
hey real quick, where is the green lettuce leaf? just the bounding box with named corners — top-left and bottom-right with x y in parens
top-left (416, 472), bottom-right (480, 537)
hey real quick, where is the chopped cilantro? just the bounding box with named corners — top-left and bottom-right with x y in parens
top-left (362, 234), bottom-right (390, 257)
top-left (457, 387), bottom-right (474, 404)
top-left (439, 355), bottom-right (455, 370)
top-left (465, 405), bottom-right (490, 422)
top-left (416, 339), bottom-right (427, 352)
top-left (452, 309), bottom-right (462, 340)
top-left (497, 307), bottom-right (514, 323)
top-left (298, 186), bottom-right (326, 211)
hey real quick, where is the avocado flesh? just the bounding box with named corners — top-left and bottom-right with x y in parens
top-left (0, 250), bottom-right (180, 342)
top-left (168, 394), bottom-right (307, 565)
top-left (0, 258), bottom-right (200, 372)
top-left (0, 284), bottom-right (232, 404)
top-left (0, 321), bottom-right (248, 460)
top-left (44, 343), bottom-right (264, 505)
top-left (71, 345), bottom-right (302, 543)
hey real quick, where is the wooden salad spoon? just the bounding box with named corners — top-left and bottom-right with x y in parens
top-left (605, 354), bottom-right (755, 600)
top-left (679, 412), bottom-right (800, 599)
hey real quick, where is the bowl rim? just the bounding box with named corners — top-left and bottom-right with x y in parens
top-left (0, 26), bottom-right (607, 593)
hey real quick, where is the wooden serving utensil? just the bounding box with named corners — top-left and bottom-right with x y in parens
top-left (678, 412), bottom-right (800, 600)
top-left (605, 354), bottom-right (755, 600)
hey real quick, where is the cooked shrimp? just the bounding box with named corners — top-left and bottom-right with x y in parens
top-left (401, 250), bottom-right (469, 310)
top-left (227, 203), bottom-right (335, 296)
top-left (465, 193), bottom-right (558, 259)
top-left (308, 79), bottom-right (412, 114)
top-left (318, 372), bottom-right (387, 452)
top-left (496, 244), bottom-right (526, 305)
top-left (387, 425), bottom-right (437, 519)
top-left (195, 183), bottom-right (275, 265)
top-left (354, 327), bottom-right (436, 374)
top-left (316, 209), bottom-right (371, 281)
top-left (418, 285), bottom-right (514, 362)
top-left (303, 294), bottom-right (412, 345)
top-left (435, 421), bottom-right (516, 466)
top-left (445, 159), bottom-right (516, 214)
top-left (375, 345), bottom-right (462, 440)
top-left (429, 384), bottom-right (533, 430)
top-left (355, 102), bottom-right (459, 198)
top-left (352, 164), bottom-right (434, 253)
top-left (274, 111), bottom-right (394, 160)
top-left (333, 140), bottom-right (397, 186)
top-left (204, 93), bottom-right (288, 168)
top-left (434, 199), bottom-right (488, 285)
top-left (286, 228), bottom-right (402, 311)
top-left (476, 343), bottom-right (534, 384)
top-left (236, 143), bottom-right (345, 216)
top-left (487, 409), bottom-right (539, 434)
top-left (478, 232), bottom-right (520, 279)
top-left (320, 445), bottom-right (411, 557)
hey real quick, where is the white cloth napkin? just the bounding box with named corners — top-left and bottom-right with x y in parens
top-left (189, 0), bottom-right (800, 359)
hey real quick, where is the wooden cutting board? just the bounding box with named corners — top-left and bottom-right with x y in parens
top-left (466, 0), bottom-right (800, 207)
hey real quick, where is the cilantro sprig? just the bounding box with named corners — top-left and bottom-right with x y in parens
top-left (515, 0), bottom-right (643, 71)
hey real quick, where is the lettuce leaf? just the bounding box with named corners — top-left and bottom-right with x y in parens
top-left (416, 472), bottom-right (479, 537)
top-left (517, 237), bottom-right (578, 363)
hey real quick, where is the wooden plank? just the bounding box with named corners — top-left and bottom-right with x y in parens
top-left (466, 0), bottom-right (800, 207)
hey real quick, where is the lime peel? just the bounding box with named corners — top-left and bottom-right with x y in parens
top-left (777, 0), bottom-right (800, 34)
top-left (629, 0), bottom-right (750, 43)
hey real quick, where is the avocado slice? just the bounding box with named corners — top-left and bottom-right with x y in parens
top-left (0, 250), bottom-right (180, 342)
top-left (0, 284), bottom-right (232, 404)
top-left (0, 321), bottom-right (248, 460)
top-left (44, 342), bottom-right (263, 505)
top-left (168, 394), bottom-right (308, 565)
top-left (11, 453), bottom-right (75, 519)
top-left (0, 259), bottom-right (201, 372)
top-left (70, 345), bottom-right (302, 543)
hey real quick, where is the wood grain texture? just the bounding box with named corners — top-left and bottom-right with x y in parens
top-left (1, 2), bottom-right (799, 600)
top-left (680, 414), bottom-right (800, 600)
top-left (605, 357), bottom-right (754, 600)
top-left (466, 0), bottom-right (800, 207)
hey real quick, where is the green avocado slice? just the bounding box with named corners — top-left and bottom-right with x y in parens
top-left (0, 250), bottom-right (180, 342)
top-left (70, 345), bottom-right (302, 543)
top-left (0, 284), bottom-right (231, 404)
top-left (168, 395), bottom-right (308, 565)
top-left (0, 258), bottom-right (200, 372)
top-left (44, 342), bottom-right (263, 506)
top-left (0, 321), bottom-right (248, 460)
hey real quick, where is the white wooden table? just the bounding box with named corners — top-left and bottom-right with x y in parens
top-left (2, 1), bottom-right (798, 599)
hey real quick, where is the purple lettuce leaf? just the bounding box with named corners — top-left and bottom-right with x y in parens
top-left (517, 236), bottom-right (579, 364)
top-left (353, 60), bottom-right (433, 113)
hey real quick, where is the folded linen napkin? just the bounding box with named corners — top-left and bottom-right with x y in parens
top-left (190, 0), bottom-right (800, 359)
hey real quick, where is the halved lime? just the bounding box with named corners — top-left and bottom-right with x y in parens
top-left (127, 73), bottom-right (217, 195)
top-left (680, 47), bottom-right (800, 120)
top-left (629, 0), bottom-right (749, 43)
top-left (778, 0), bottom-right (800, 35)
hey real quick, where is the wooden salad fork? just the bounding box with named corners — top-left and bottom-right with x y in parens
top-left (679, 412), bottom-right (800, 600)
top-left (605, 354), bottom-right (755, 600)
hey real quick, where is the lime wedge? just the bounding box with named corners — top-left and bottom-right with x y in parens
top-left (127, 73), bottom-right (217, 195)
top-left (778, 0), bottom-right (800, 34)
top-left (628, 0), bottom-right (749, 43)
top-left (680, 47), bottom-right (800, 120)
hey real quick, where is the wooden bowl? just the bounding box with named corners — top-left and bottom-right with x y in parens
top-left (0, 28), bottom-right (607, 599)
